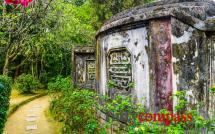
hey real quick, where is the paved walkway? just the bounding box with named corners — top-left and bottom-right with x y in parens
top-left (3, 96), bottom-right (55, 134)
top-left (9, 90), bottom-right (35, 108)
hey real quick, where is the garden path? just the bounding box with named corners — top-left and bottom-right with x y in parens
top-left (3, 96), bottom-right (55, 134)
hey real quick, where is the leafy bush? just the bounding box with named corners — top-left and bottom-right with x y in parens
top-left (49, 85), bottom-right (215, 133)
top-left (121, 91), bottom-right (214, 134)
top-left (209, 85), bottom-right (215, 93)
top-left (97, 91), bottom-right (214, 134)
top-left (0, 75), bottom-right (12, 134)
top-left (48, 75), bottom-right (72, 93)
top-left (49, 88), bottom-right (99, 133)
top-left (14, 74), bottom-right (40, 94)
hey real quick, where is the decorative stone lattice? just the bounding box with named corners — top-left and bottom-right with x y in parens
top-left (86, 60), bottom-right (96, 82)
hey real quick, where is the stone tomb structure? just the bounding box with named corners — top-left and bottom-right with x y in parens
top-left (96, 0), bottom-right (215, 116)
top-left (73, 46), bottom-right (96, 89)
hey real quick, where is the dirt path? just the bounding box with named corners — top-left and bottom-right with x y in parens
top-left (3, 96), bottom-right (55, 134)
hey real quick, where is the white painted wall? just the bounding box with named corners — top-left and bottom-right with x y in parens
top-left (99, 27), bottom-right (150, 107)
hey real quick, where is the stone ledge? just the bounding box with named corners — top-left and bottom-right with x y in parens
top-left (8, 93), bottom-right (47, 117)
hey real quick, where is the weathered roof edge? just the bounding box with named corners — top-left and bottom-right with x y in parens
top-left (96, 0), bottom-right (215, 37)
top-left (73, 46), bottom-right (95, 53)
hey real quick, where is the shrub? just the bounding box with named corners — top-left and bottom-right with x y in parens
top-left (209, 85), bottom-right (215, 93)
top-left (0, 75), bottom-right (12, 134)
top-left (122, 91), bottom-right (215, 134)
top-left (48, 75), bottom-right (72, 93)
top-left (14, 74), bottom-right (40, 94)
top-left (49, 86), bottom-right (215, 133)
top-left (97, 91), bottom-right (215, 134)
top-left (49, 88), bottom-right (99, 133)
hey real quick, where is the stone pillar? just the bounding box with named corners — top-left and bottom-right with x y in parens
top-left (150, 19), bottom-right (173, 112)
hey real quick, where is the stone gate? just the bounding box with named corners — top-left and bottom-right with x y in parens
top-left (72, 46), bottom-right (96, 89)
top-left (96, 0), bottom-right (215, 117)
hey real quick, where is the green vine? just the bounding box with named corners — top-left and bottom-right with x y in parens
top-left (107, 80), bottom-right (117, 89)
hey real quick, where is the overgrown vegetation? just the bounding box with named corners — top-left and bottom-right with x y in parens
top-left (14, 74), bottom-right (40, 94)
top-left (48, 75), bottom-right (72, 93)
top-left (209, 85), bottom-right (215, 93)
top-left (0, 0), bottom-right (155, 79)
top-left (123, 90), bottom-right (215, 134)
top-left (0, 75), bottom-right (12, 134)
top-left (52, 89), bottom-right (99, 133)
top-left (48, 76), bottom-right (99, 133)
top-left (1, 0), bottom-right (214, 134)
top-left (49, 77), bottom-right (215, 134)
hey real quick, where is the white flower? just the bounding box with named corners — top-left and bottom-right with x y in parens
top-left (134, 127), bottom-right (139, 131)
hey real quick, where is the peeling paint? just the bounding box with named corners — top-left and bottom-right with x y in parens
top-left (172, 72), bottom-right (179, 112)
top-left (194, 21), bottom-right (206, 29)
top-left (172, 57), bottom-right (179, 63)
top-left (172, 27), bottom-right (194, 44)
top-left (171, 17), bottom-right (214, 117)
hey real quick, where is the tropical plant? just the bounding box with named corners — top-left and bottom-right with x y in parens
top-left (48, 75), bottom-right (72, 93)
top-left (14, 74), bottom-right (40, 94)
top-left (49, 88), bottom-right (99, 133)
top-left (0, 75), bottom-right (12, 134)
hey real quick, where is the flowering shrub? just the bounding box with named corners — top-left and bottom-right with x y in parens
top-left (4, 0), bottom-right (33, 7)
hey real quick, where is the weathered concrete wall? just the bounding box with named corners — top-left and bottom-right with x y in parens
top-left (97, 18), bottom-right (215, 115)
top-left (171, 17), bottom-right (214, 116)
top-left (210, 34), bottom-right (215, 87)
top-left (73, 47), bottom-right (96, 89)
top-left (149, 19), bottom-right (173, 112)
top-left (209, 34), bottom-right (215, 117)
top-left (96, 0), bottom-right (215, 117)
top-left (97, 27), bottom-right (150, 107)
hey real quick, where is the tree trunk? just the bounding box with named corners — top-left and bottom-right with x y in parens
top-left (3, 52), bottom-right (10, 76)
top-left (14, 66), bottom-right (20, 78)
top-left (31, 61), bottom-right (34, 77)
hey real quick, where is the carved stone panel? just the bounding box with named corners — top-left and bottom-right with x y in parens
top-left (73, 46), bottom-right (95, 89)
top-left (86, 60), bottom-right (96, 82)
top-left (76, 55), bottom-right (85, 84)
top-left (107, 48), bottom-right (132, 93)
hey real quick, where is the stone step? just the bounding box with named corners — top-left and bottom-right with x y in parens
top-left (26, 117), bottom-right (37, 122)
top-left (26, 124), bottom-right (38, 131)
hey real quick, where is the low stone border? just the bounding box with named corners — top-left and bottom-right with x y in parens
top-left (8, 93), bottom-right (47, 117)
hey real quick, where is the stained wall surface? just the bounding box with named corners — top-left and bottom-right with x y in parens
top-left (96, 17), bottom-right (215, 116)
top-left (96, 0), bottom-right (215, 116)
top-left (97, 27), bottom-right (150, 108)
top-left (73, 47), bottom-right (96, 89)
